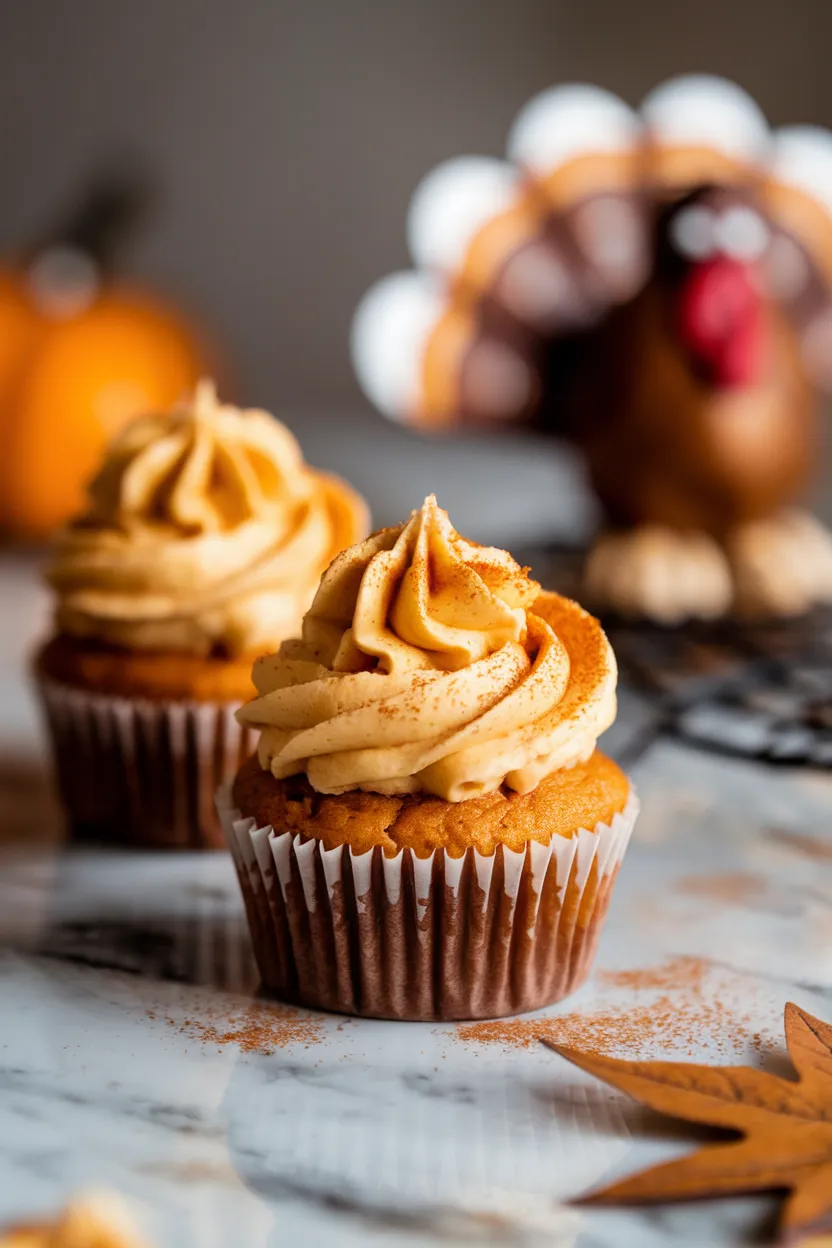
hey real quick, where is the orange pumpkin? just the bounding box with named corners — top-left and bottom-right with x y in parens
top-left (0, 176), bottom-right (219, 541)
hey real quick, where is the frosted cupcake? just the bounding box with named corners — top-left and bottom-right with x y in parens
top-left (221, 496), bottom-right (637, 1018)
top-left (35, 381), bottom-right (369, 848)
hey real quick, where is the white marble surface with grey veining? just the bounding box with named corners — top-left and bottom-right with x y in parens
top-left (2, 560), bottom-right (832, 1247)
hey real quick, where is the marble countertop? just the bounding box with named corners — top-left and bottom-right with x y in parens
top-left (2, 556), bottom-right (832, 1247)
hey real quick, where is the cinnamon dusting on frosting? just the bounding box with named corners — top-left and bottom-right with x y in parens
top-left (238, 496), bottom-right (618, 802)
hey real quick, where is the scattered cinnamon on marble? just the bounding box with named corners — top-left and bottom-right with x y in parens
top-left (765, 828), bottom-right (832, 861)
top-left (457, 957), bottom-right (774, 1058)
top-left (150, 997), bottom-right (323, 1054)
top-left (675, 872), bottom-right (767, 904)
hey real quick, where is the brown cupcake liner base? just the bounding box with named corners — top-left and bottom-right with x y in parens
top-left (217, 784), bottom-right (638, 1021)
top-left (37, 676), bottom-right (253, 850)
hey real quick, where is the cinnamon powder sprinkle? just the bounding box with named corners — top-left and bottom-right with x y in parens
top-left (456, 957), bottom-right (774, 1058)
top-left (764, 828), bottom-right (832, 861)
top-left (152, 1000), bottom-right (323, 1054)
top-left (676, 872), bottom-right (767, 904)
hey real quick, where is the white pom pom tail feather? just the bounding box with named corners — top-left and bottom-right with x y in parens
top-left (407, 156), bottom-right (522, 272)
top-left (351, 272), bottom-right (445, 422)
top-left (507, 84), bottom-right (640, 177)
top-left (769, 126), bottom-right (832, 219)
top-left (642, 75), bottom-right (769, 165)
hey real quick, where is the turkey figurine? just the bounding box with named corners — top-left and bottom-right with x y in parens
top-left (352, 76), bottom-right (832, 623)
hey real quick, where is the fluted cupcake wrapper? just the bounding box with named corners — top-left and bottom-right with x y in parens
top-left (36, 676), bottom-right (253, 849)
top-left (217, 784), bottom-right (638, 1021)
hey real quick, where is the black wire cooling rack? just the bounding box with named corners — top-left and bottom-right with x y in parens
top-left (521, 544), bottom-right (832, 769)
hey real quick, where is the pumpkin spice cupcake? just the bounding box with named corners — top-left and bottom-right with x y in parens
top-left (34, 381), bottom-right (369, 848)
top-left (220, 496), bottom-right (637, 1019)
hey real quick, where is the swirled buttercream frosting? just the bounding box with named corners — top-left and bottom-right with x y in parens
top-left (237, 496), bottom-right (618, 801)
top-left (47, 381), bottom-right (369, 656)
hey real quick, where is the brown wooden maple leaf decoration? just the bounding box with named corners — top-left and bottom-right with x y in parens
top-left (546, 1002), bottom-right (832, 1243)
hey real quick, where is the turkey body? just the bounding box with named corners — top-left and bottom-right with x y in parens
top-left (565, 278), bottom-right (815, 538)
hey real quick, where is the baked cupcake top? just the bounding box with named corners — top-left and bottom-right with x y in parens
top-left (46, 382), bottom-right (369, 657)
top-left (237, 496), bottom-right (617, 801)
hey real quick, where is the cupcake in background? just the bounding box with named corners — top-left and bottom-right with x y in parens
top-left (35, 381), bottom-right (369, 848)
top-left (221, 496), bottom-right (637, 1020)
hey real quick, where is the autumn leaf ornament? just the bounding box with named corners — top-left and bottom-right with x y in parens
top-left (548, 1002), bottom-right (832, 1242)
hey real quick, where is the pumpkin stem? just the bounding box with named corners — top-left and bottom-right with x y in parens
top-left (28, 163), bottom-right (155, 275)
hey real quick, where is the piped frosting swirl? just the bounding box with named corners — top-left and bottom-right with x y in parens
top-left (238, 496), bottom-right (617, 801)
top-left (47, 381), bottom-right (369, 656)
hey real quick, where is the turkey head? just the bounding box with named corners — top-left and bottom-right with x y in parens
top-left (569, 184), bottom-right (813, 537)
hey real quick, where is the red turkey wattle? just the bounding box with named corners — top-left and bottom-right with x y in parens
top-left (677, 256), bottom-right (764, 389)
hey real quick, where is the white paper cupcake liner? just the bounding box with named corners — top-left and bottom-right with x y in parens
top-left (217, 783), bottom-right (638, 1020)
top-left (36, 675), bottom-right (253, 849)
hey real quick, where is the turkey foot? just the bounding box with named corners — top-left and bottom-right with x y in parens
top-left (728, 509), bottom-right (832, 617)
top-left (583, 526), bottom-right (733, 625)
